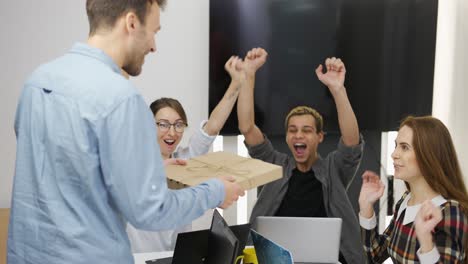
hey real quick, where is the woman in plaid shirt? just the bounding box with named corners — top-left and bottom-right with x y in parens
top-left (358, 116), bottom-right (467, 264)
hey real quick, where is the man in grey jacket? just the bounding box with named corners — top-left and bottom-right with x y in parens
top-left (237, 48), bottom-right (365, 264)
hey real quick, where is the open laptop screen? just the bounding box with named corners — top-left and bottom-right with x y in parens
top-left (205, 209), bottom-right (239, 264)
top-left (254, 217), bottom-right (342, 263)
top-left (251, 229), bottom-right (294, 264)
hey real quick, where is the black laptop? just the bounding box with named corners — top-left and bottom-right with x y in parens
top-left (146, 209), bottom-right (249, 264)
top-left (205, 209), bottom-right (239, 264)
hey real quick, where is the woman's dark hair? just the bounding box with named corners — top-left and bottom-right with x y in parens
top-left (150, 97), bottom-right (188, 125)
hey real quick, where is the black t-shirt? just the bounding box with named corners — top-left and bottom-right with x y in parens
top-left (274, 169), bottom-right (349, 264)
top-left (275, 168), bottom-right (327, 217)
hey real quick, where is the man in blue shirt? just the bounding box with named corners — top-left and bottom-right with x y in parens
top-left (8, 0), bottom-right (245, 263)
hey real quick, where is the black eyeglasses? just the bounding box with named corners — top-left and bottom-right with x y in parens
top-left (156, 121), bottom-right (187, 133)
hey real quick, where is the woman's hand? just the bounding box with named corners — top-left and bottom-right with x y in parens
top-left (414, 200), bottom-right (442, 253)
top-left (163, 158), bottom-right (187, 167)
top-left (359, 170), bottom-right (385, 218)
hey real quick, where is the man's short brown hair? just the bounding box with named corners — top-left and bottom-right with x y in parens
top-left (284, 106), bottom-right (323, 133)
top-left (86, 0), bottom-right (167, 35)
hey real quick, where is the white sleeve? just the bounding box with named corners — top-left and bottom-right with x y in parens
top-left (417, 246), bottom-right (440, 264)
top-left (174, 120), bottom-right (217, 159)
top-left (359, 212), bottom-right (377, 230)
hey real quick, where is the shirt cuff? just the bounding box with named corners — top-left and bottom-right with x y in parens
top-left (245, 134), bottom-right (269, 156)
top-left (359, 212), bottom-right (377, 230)
top-left (199, 120), bottom-right (217, 139)
top-left (205, 178), bottom-right (225, 208)
top-left (336, 134), bottom-right (364, 156)
top-left (417, 246), bottom-right (440, 264)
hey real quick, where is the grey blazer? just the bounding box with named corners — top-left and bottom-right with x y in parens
top-left (247, 135), bottom-right (366, 264)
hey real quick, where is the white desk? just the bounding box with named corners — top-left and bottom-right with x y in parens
top-left (133, 251), bottom-right (341, 264)
top-left (133, 251), bottom-right (173, 264)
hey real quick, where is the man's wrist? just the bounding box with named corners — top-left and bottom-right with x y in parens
top-left (244, 69), bottom-right (256, 77)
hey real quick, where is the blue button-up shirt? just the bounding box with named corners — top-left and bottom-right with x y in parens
top-left (8, 43), bottom-right (224, 264)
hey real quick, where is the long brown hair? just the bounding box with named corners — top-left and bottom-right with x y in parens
top-left (400, 116), bottom-right (468, 212)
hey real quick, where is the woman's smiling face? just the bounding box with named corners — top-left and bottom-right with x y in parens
top-left (392, 125), bottom-right (422, 182)
top-left (154, 107), bottom-right (185, 159)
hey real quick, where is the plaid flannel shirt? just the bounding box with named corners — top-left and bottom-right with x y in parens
top-left (361, 191), bottom-right (467, 264)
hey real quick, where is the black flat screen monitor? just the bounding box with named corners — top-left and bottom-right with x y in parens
top-left (209, 0), bottom-right (436, 135)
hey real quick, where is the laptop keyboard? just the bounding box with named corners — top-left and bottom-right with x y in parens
top-left (145, 257), bottom-right (173, 264)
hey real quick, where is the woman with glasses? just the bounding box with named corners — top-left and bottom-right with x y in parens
top-left (126, 54), bottom-right (249, 253)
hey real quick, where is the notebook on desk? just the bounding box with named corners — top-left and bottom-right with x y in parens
top-left (254, 217), bottom-right (342, 263)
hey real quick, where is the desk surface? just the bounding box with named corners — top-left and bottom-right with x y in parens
top-left (0, 209), bottom-right (9, 264)
top-left (133, 251), bottom-right (341, 264)
top-left (133, 251), bottom-right (173, 264)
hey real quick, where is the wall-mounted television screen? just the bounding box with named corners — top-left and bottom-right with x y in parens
top-left (209, 0), bottom-right (437, 136)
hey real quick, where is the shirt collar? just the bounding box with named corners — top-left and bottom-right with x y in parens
top-left (397, 193), bottom-right (447, 225)
top-left (68, 42), bottom-right (122, 75)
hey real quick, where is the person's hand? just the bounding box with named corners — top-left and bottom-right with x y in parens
top-left (414, 200), bottom-right (442, 253)
top-left (163, 158), bottom-right (187, 167)
top-left (225, 56), bottom-right (245, 83)
top-left (219, 175), bottom-right (245, 209)
top-left (359, 171), bottom-right (385, 218)
top-left (315, 57), bottom-right (346, 94)
top-left (243, 48), bottom-right (268, 76)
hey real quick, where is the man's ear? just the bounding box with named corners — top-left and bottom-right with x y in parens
top-left (318, 131), bottom-right (324, 143)
top-left (124, 12), bottom-right (139, 33)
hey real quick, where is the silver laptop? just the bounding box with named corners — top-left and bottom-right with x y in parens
top-left (254, 217), bottom-right (342, 263)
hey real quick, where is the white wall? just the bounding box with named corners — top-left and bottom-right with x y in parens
top-left (0, 0), bottom-right (210, 208)
top-left (432, 0), bottom-right (468, 186)
top-left (453, 0), bottom-right (468, 186)
top-left (0, 1), bottom-right (84, 208)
